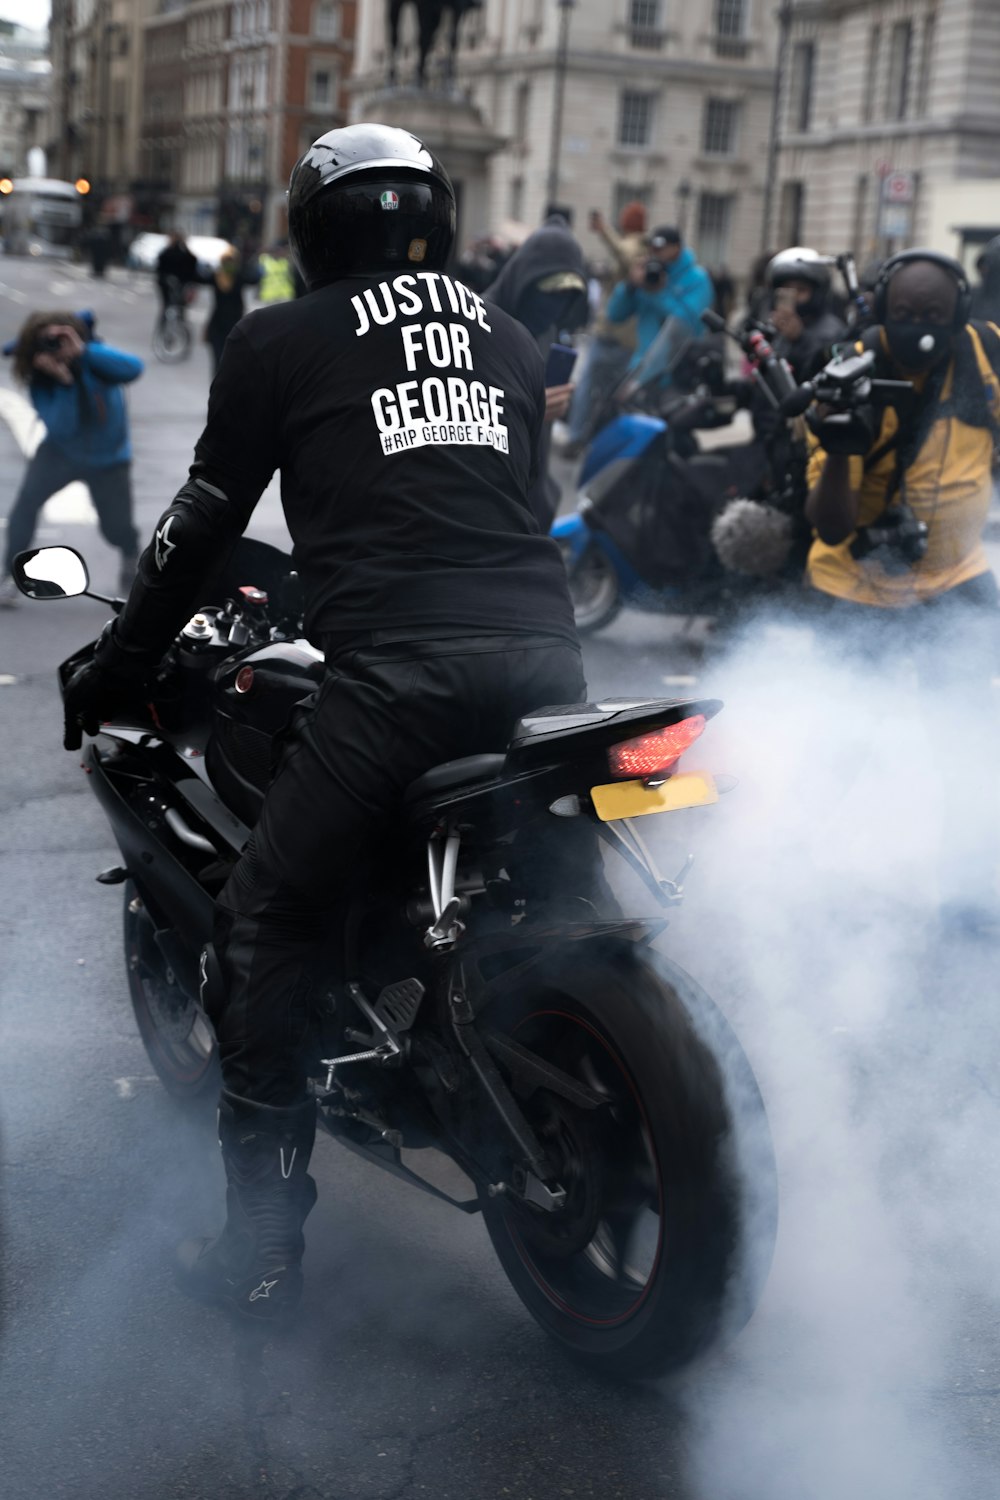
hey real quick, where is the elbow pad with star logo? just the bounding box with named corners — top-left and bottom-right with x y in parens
top-left (106, 473), bottom-right (246, 673)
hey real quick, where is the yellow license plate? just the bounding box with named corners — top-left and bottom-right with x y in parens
top-left (590, 770), bottom-right (719, 822)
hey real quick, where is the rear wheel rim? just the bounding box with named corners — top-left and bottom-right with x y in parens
top-left (505, 1008), bottom-right (663, 1327)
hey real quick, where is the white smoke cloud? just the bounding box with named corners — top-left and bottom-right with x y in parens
top-left (642, 604), bottom-right (1000, 1500)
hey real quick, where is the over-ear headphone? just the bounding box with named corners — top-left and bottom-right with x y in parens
top-left (872, 248), bottom-right (971, 328)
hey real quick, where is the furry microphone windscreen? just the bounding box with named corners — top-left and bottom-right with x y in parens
top-left (711, 499), bottom-right (794, 577)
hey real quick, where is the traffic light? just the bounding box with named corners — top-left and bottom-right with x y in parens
top-left (75, 178), bottom-right (91, 195)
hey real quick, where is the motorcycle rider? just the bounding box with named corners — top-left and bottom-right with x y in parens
top-left (767, 246), bottom-right (847, 381)
top-left (58, 124), bottom-right (585, 1322)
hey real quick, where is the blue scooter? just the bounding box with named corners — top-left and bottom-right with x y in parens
top-left (552, 314), bottom-right (807, 634)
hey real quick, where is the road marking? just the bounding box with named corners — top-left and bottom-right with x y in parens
top-left (0, 674), bottom-right (18, 685)
top-left (114, 1076), bottom-right (159, 1099)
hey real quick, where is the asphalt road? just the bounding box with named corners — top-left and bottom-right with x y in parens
top-left (1, 256), bottom-right (999, 1500)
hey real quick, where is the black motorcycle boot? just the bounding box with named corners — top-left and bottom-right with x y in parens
top-left (175, 1091), bottom-right (318, 1323)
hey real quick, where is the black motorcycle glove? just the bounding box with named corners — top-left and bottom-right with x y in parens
top-left (62, 621), bottom-right (155, 751)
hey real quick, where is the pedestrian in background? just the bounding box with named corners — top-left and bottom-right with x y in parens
top-left (155, 230), bottom-right (199, 330)
top-left (971, 235), bottom-right (1000, 324)
top-left (256, 240), bottom-right (296, 304)
top-left (204, 249), bottom-right (258, 377)
top-left (604, 226), bottom-right (714, 372)
top-left (0, 310), bottom-right (142, 606)
top-left (486, 214), bottom-right (590, 528)
top-left (562, 201), bottom-right (647, 455)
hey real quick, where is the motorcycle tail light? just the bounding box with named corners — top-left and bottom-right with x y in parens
top-left (607, 715), bottom-right (706, 780)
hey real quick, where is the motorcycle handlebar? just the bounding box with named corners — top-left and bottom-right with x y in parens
top-left (699, 310), bottom-right (799, 412)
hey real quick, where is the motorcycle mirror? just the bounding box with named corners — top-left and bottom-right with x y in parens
top-left (13, 545), bottom-right (89, 600)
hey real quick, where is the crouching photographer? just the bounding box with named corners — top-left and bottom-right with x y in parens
top-left (804, 248), bottom-right (1000, 931)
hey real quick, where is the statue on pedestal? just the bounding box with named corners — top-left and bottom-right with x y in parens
top-left (386, 0), bottom-right (483, 88)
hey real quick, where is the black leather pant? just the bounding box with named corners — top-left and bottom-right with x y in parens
top-left (211, 633), bottom-right (587, 1106)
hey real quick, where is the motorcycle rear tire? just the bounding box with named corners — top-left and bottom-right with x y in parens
top-left (123, 881), bottom-right (219, 1102)
top-left (558, 538), bottom-right (622, 635)
top-left (479, 941), bottom-right (771, 1378)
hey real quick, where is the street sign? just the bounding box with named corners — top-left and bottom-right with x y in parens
top-left (882, 203), bottom-right (912, 239)
top-left (883, 171), bottom-right (915, 204)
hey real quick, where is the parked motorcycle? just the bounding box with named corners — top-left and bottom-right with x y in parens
top-left (553, 314), bottom-right (812, 635)
top-left (13, 540), bottom-right (777, 1378)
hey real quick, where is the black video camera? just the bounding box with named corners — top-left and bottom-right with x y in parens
top-left (804, 348), bottom-right (913, 456)
top-left (37, 333), bottom-right (63, 354)
top-left (849, 500), bottom-right (929, 575)
top-left (643, 258), bottom-right (666, 289)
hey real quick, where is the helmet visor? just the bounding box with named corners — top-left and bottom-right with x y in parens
top-left (290, 174), bottom-right (456, 287)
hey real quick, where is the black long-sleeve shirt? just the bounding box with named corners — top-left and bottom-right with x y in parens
top-left (130, 271), bottom-right (578, 653)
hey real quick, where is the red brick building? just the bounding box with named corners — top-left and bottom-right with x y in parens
top-left (136, 0), bottom-right (356, 246)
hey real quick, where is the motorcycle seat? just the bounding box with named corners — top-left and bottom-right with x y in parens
top-left (404, 753), bottom-right (506, 805)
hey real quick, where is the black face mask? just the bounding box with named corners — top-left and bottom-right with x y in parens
top-left (796, 290), bottom-right (824, 321)
top-left (519, 288), bottom-right (579, 337)
top-left (884, 320), bottom-right (954, 372)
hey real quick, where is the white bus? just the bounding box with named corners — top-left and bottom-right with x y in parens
top-left (0, 177), bottom-right (87, 257)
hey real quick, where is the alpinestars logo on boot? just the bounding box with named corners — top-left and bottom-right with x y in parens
top-left (249, 1277), bottom-right (278, 1302)
top-left (380, 191), bottom-right (399, 211)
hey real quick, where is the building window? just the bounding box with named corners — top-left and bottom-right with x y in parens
top-left (852, 173), bottom-right (870, 256)
top-left (887, 20), bottom-right (913, 121)
top-left (862, 24), bottom-right (880, 124)
top-left (778, 180), bottom-right (804, 247)
top-left (514, 80), bottom-right (531, 137)
top-left (311, 69), bottom-right (333, 108)
top-left (696, 192), bottom-right (733, 270)
top-left (617, 90), bottom-right (655, 148)
top-left (918, 9), bottom-right (935, 113)
top-left (509, 176), bottom-right (524, 222)
top-left (714, 0), bottom-right (747, 59)
top-left (612, 181), bottom-right (653, 223)
top-left (629, 0), bottom-right (662, 48)
top-left (702, 98), bottom-right (739, 156)
top-left (787, 40), bottom-right (815, 132)
top-left (314, 1), bottom-right (339, 40)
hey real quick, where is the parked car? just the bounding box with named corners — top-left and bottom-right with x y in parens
top-left (126, 232), bottom-right (234, 274)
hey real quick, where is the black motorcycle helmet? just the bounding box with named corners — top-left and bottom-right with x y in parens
top-left (287, 123), bottom-right (456, 289)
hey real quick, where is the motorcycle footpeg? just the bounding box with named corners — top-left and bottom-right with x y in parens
top-left (372, 978), bottom-right (424, 1035)
top-left (95, 865), bottom-right (128, 885)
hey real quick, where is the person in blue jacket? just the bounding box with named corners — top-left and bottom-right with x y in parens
top-left (604, 225), bottom-right (714, 373)
top-left (1, 310), bottom-right (143, 605)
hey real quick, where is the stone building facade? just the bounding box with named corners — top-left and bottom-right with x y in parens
top-left (774, 0), bottom-right (1000, 270)
top-left (48, 0), bottom-right (357, 245)
top-left (0, 21), bottom-right (49, 178)
top-left (352, 0), bottom-right (779, 278)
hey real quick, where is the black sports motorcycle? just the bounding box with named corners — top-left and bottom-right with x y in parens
top-left (14, 539), bottom-right (776, 1378)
